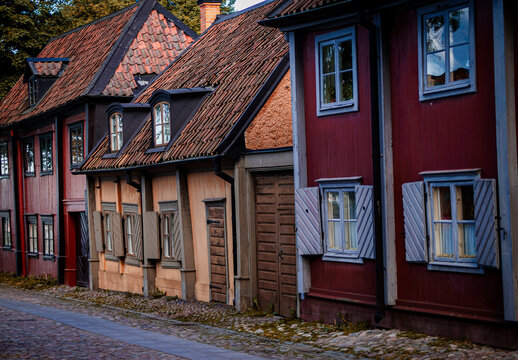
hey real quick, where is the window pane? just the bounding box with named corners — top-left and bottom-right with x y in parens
top-left (111, 117), bottom-right (117, 132)
top-left (427, 51), bottom-right (445, 87)
top-left (449, 7), bottom-right (469, 45)
top-left (111, 134), bottom-right (117, 150)
top-left (327, 191), bottom-right (340, 219)
top-left (322, 74), bottom-right (336, 104)
top-left (433, 186), bottom-right (451, 220)
top-left (338, 40), bottom-right (352, 71)
top-left (117, 115), bottom-right (123, 131)
top-left (127, 216), bottom-right (132, 235)
top-left (163, 104), bottom-right (170, 124)
top-left (321, 44), bottom-right (335, 74)
top-left (425, 14), bottom-right (445, 52)
top-left (164, 123), bottom-right (170, 143)
top-left (458, 223), bottom-right (475, 257)
top-left (456, 185), bottom-right (474, 220)
top-left (154, 105), bottom-right (161, 125)
top-left (434, 222), bottom-right (454, 257)
top-left (339, 71), bottom-right (353, 102)
top-left (342, 191), bottom-right (356, 220)
top-left (155, 125), bottom-right (163, 145)
top-left (449, 44), bottom-right (470, 82)
top-left (164, 215), bottom-right (170, 235)
top-left (117, 133), bottom-right (123, 150)
top-left (327, 221), bottom-right (341, 250)
top-left (344, 222), bottom-right (357, 250)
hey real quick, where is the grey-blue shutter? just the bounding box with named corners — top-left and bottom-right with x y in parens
top-left (356, 185), bottom-right (374, 259)
top-left (474, 179), bottom-right (499, 268)
top-left (402, 181), bottom-right (428, 262)
top-left (295, 187), bottom-right (322, 255)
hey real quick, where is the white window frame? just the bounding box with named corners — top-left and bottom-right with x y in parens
top-left (423, 170), bottom-right (480, 270)
top-left (26, 215), bottom-right (38, 255)
top-left (109, 112), bottom-right (123, 152)
top-left (153, 102), bottom-right (171, 147)
top-left (417, 0), bottom-right (476, 101)
top-left (0, 142), bottom-right (8, 177)
top-left (315, 27), bottom-right (358, 116)
top-left (41, 216), bottom-right (54, 258)
top-left (104, 212), bottom-right (113, 252)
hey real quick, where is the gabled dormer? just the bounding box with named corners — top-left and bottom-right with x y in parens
top-left (24, 58), bottom-right (69, 107)
top-left (105, 103), bottom-right (150, 156)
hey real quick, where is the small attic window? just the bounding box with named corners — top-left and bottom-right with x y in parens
top-left (153, 102), bottom-right (170, 146)
top-left (110, 113), bottom-right (123, 152)
top-left (28, 77), bottom-right (38, 107)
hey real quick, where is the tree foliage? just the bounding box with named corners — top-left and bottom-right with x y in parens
top-left (0, 0), bottom-right (235, 100)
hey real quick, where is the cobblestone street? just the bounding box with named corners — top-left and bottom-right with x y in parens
top-left (0, 283), bottom-right (517, 359)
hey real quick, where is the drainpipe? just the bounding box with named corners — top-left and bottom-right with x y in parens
top-left (15, 131), bottom-right (27, 276)
top-left (358, 8), bottom-right (386, 322)
top-left (126, 172), bottom-right (141, 192)
top-left (55, 115), bottom-right (65, 284)
top-left (10, 130), bottom-right (23, 276)
top-left (213, 157), bottom-right (238, 284)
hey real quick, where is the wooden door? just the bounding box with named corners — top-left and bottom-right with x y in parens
top-left (255, 172), bottom-right (296, 317)
top-left (76, 212), bottom-right (89, 287)
top-left (206, 203), bottom-right (228, 303)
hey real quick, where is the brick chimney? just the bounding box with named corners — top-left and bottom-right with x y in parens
top-left (198, 0), bottom-right (221, 33)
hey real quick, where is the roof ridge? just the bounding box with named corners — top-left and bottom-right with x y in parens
top-left (153, 2), bottom-right (199, 40)
top-left (212, 0), bottom-right (278, 25)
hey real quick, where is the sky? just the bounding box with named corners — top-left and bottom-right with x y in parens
top-left (234, 0), bottom-right (265, 11)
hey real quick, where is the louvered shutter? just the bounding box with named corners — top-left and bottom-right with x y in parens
top-left (295, 187), bottom-right (322, 255)
top-left (93, 211), bottom-right (104, 252)
top-left (144, 211), bottom-right (160, 259)
top-left (402, 181), bottom-right (428, 262)
top-left (356, 185), bottom-right (375, 259)
top-left (134, 214), bottom-right (143, 260)
top-left (112, 212), bottom-right (124, 257)
top-left (172, 212), bottom-right (183, 261)
top-left (474, 179), bottom-right (499, 268)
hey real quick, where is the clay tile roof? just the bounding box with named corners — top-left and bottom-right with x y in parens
top-left (32, 60), bottom-right (67, 77)
top-left (81, 0), bottom-right (289, 171)
top-left (0, 4), bottom-right (139, 128)
top-left (102, 9), bottom-right (194, 97)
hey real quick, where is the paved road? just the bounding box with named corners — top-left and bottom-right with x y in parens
top-left (0, 298), bottom-right (262, 360)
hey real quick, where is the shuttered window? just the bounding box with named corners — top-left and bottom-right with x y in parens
top-left (402, 171), bottom-right (499, 271)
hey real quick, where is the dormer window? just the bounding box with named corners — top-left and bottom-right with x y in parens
top-left (153, 102), bottom-right (170, 146)
top-left (28, 77), bottom-right (38, 107)
top-left (110, 113), bottom-right (123, 152)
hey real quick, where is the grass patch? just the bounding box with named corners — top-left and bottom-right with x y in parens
top-left (397, 330), bottom-right (428, 340)
top-left (0, 272), bottom-right (57, 290)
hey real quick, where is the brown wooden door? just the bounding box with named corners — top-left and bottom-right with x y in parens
top-left (255, 171), bottom-right (296, 317)
top-left (207, 203), bottom-right (228, 303)
top-left (76, 212), bottom-right (89, 287)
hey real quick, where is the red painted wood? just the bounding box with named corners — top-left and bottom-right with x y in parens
top-left (389, 0), bottom-right (503, 319)
top-left (0, 136), bottom-right (16, 273)
top-left (302, 26), bottom-right (376, 301)
top-left (64, 212), bottom-right (77, 286)
top-left (16, 137), bottom-right (26, 276)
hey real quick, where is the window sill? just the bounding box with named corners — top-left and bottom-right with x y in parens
top-left (0, 175), bottom-right (9, 180)
top-left (43, 254), bottom-right (55, 261)
top-left (427, 263), bottom-right (484, 274)
top-left (145, 146), bottom-right (166, 154)
top-left (317, 102), bottom-right (358, 117)
top-left (102, 152), bottom-right (119, 159)
top-left (27, 252), bottom-right (39, 258)
top-left (420, 83), bottom-right (476, 102)
top-left (2, 246), bottom-right (12, 251)
top-left (161, 259), bottom-right (181, 269)
top-left (40, 171), bottom-right (53, 176)
top-left (104, 253), bottom-right (119, 262)
top-left (70, 163), bottom-right (82, 169)
top-left (125, 257), bottom-right (141, 267)
top-left (322, 253), bottom-right (364, 264)
top-left (24, 173), bottom-right (35, 177)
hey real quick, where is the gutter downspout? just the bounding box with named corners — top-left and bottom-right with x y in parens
top-left (10, 130), bottom-right (23, 276)
top-left (358, 8), bottom-right (386, 322)
top-left (213, 157), bottom-right (238, 289)
top-left (15, 132), bottom-right (27, 276)
top-left (126, 172), bottom-right (142, 192)
top-left (55, 115), bottom-right (65, 284)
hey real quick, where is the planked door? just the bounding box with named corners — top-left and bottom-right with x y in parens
top-left (206, 203), bottom-right (228, 303)
top-left (76, 212), bottom-right (89, 287)
top-left (255, 171), bottom-right (296, 317)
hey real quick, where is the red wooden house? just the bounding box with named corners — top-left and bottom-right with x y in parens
top-left (262, 0), bottom-right (518, 347)
top-left (0, 0), bottom-right (196, 286)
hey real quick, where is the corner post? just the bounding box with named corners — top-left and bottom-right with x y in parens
top-left (86, 175), bottom-right (99, 289)
top-left (140, 173), bottom-right (156, 296)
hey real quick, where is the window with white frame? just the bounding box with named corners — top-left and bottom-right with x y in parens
top-left (104, 212), bottom-right (113, 252)
top-left (24, 138), bottom-right (35, 175)
top-left (315, 28), bottom-right (358, 116)
top-left (124, 208), bottom-right (139, 257)
top-left (42, 216), bottom-right (54, 257)
top-left (0, 142), bottom-right (8, 177)
top-left (26, 216), bottom-right (38, 254)
top-left (162, 212), bottom-right (174, 258)
top-left (418, 1), bottom-right (475, 100)
top-left (324, 188), bottom-right (357, 255)
top-left (40, 134), bottom-right (53, 175)
top-left (110, 113), bottom-right (123, 152)
top-left (153, 102), bottom-right (170, 146)
top-left (1, 213), bottom-right (11, 248)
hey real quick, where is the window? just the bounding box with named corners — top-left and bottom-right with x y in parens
top-left (104, 212), bottom-right (113, 252)
top-left (42, 216), bottom-right (54, 257)
top-left (40, 134), bottom-right (53, 175)
top-left (318, 178), bottom-right (374, 262)
top-left (24, 138), bottom-right (35, 175)
top-left (26, 216), bottom-right (38, 254)
top-left (418, 1), bottom-right (475, 100)
top-left (123, 204), bottom-right (139, 257)
top-left (315, 28), bottom-right (358, 116)
top-left (28, 77), bottom-right (38, 106)
top-left (110, 113), bottom-right (123, 152)
top-left (69, 123), bottom-right (83, 167)
top-left (153, 102), bottom-right (170, 146)
top-left (162, 212), bottom-right (174, 258)
top-left (0, 142), bottom-right (8, 177)
top-left (1, 213), bottom-right (11, 248)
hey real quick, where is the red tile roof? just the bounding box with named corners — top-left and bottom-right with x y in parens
top-left (81, 0), bottom-right (289, 171)
top-left (103, 9), bottom-right (195, 96)
top-left (272, 0), bottom-right (345, 17)
top-left (33, 61), bottom-right (66, 77)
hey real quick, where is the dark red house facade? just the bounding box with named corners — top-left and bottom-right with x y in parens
top-left (262, 0), bottom-right (518, 347)
top-left (0, 0), bottom-right (196, 286)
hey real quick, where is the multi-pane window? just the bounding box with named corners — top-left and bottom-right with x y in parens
top-left (27, 216), bottom-right (38, 254)
top-left (125, 213), bottom-right (137, 256)
top-left (70, 124), bottom-right (83, 166)
top-left (104, 212), bottom-right (113, 252)
top-left (315, 28), bottom-right (358, 115)
top-left (0, 142), bottom-right (8, 177)
top-left (419, 1), bottom-right (475, 99)
top-left (1, 214), bottom-right (11, 248)
top-left (24, 138), bottom-right (35, 175)
top-left (28, 77), bottom-right (38, 106)
top-left (324, 188), bottom-right (357, 256)
top-left (162, 212), bottom-right (174, 258)
top-left (110, 113), bottom-right (123, 152)
top-left (430, 182), bottom-right (476, 264)
top-left (42, 217), bottom-right (54, 256)
top-left (153, 102), bottom-right (170, 146)
top-left (40, 134), bottom-right (53, 174)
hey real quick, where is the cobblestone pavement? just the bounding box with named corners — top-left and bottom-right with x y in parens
top-left (1, 284), bottom-right (517, 359)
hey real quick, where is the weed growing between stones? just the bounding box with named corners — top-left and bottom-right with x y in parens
top-left (0, 272), bottom-right (57, 290)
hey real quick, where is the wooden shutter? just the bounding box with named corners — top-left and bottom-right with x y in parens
top-left (172, 212), bottom-right (183, 261)
top-left (144, 211), bottom-right (160, 259)
top-left (474, 179), bottom-right (499, 268)
top-left (134, 214), bottom-right (143, 260)
top-left (402, 181), bottom-right (428, 262)
top-left (356, 185), bottom-right (375, 259)
top-left (112, 212), bottom-right (124, 257)
top-left (294, 187), bottom-right (322, 255)
top-left (93, 211), bottom-right (104, 252)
